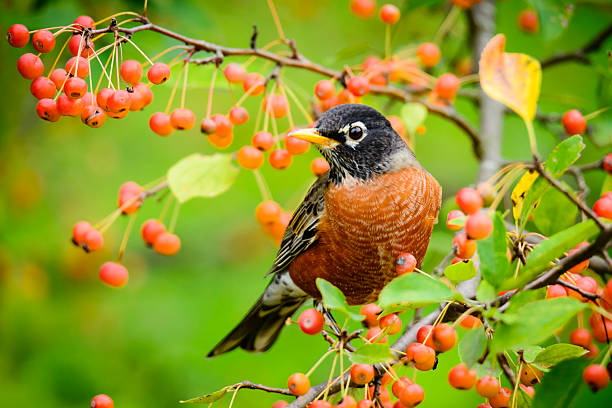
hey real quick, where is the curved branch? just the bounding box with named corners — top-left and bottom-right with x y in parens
top-left (541, 23), bottom-right (612, 69)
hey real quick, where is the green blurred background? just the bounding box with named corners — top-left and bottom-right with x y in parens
top-left (1, 0), bottom-right (611, 407)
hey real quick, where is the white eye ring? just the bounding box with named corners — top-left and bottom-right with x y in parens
top-left (341, 121), bottom-right (367, 147)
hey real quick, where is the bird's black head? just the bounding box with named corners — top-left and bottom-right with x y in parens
top-left (290, 104), bottom-right (418, 184)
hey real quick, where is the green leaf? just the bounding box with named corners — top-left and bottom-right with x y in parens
top-left (458, 325), bottom-right (487, 368)
top-left (533, 358), bottom-right (588, 408)
top-left (476, 280), bottom-right (497, 304)
top-left (349, 343), bottom-right (393, 365)
top-left (316, 279), bottom-right (362, 321)
top-left (505, 288), bottom-right (546, 315)
top-left (378, 273), bottom-right (452, 310)
top-left (167, 153), bottom-right (240, 203)
top-left (180, 388), bottom-right (228, 404)
top-left (602, 174), bottom-right (612, 197)
top-left (504, 220), bottom-right (599, 290)
top-left (400, 103), bottom-right (427, 135)
top-left (544, 135), bottom-right (585, 177)
top-left (527, 0), bottom-right (574, 41)
top-left (516, 388), bottom-right (533, 408)
top-left (444, 260), bottom-right (477, 283)
top-left (491, 297), bottom-right (587, 354)
top-left (532, 185), bottom-right (578, 235)
top-left (519, 176), bottom-right (550, 228)
top-left (479, 212), bottom-right (510, 288)
top-left (514, 344), bottom-right (544, 363)
top-left (533, 343), bottom-right (587, 369)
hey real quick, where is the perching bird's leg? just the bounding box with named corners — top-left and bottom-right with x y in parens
top-left (313, 299), bottom-right (342, 337)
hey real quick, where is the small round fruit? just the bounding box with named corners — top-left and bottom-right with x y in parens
top-left (446, 210), bottom-right (465, 231)
top-left (65, 56), bottom-right (90, 79)
top-left (170, 108), bottom-right (196, 130)
top-left (72, 221), bottom-right (92, 245)
top-left (405, 342), bottom-right (435, 368)
top-left (453, 233), bottom-right (477, 259)
top-left (57, 94), bottom-right (84, 116)
top-left (518, 9), bottom-right (539, 33)
top-left (64, 77), bottom-right (88, 99)
top-left (81, 105), bottom-right (107, 128)
top-left (263, 94), bottom-right (289, 118)
top-left (350, 0), bottom-right (376, 19)
top-left (130, 83), bottom-right (153, 111)
top-left (74, 15), bottom-right (95, 29)
top-left (17, 53), bottom-right (44, 79)
top-left (593, 195), bottom-right (612, 219)
top-left (379, 4), bottom-right (400, 24)
top-left (602, 153), bottom-right (612, 175)
top-left (30, 76), bottom-right (56, 99)
top-left (252, 131), bottom-right (275, 151)
top-left (50, 68), bottom-right (67, 90)
top-left (380, 313), bottom-right (402, 334)
top-left (148, 62), bottom-right (171, 84)
top-left (32, 29), bottom-right (55, 53)
top-left (311, 158), bottom-right (330, 177)
top-left (583, 364), bottom-right (609, 392)
top-left (90, 394), bottom-right (114, 408)
top-left (68, 34), bottom-right (95, 58)
top-left (223, 63), bottom-right (246, 83)
top-left (465, 213), bottom-right (493, 240)
top-left (287, 372), bottom-right (310, 396)
top-left (396, 252), bottom-right (416, 275)
top-left (366, 327), bottom-right (388, 343)
top-left (120, 59), bottom-right (143, 85)
top-left (570, 328), bottom-right (592, 348)
top-left (350, 364), bottom-right (375, 385)
top-left (237, 145), bottom-right (264, 169)
top-left (398, 383), bottom-right (424, 407)
top-left (7, 24), bottom-right (29, 48)
top-left (456, 187), bottom-right (483, 214)
top-left (314, 79), bottom-right (335, 100)
top-left (360, 303), bottom-right (382, 328)
top-left (432, 323), bottom-right (457, 352)
top-left (150, 112), bottom-right (174, 136)
top-left (255, 201), bottom-right (282, 224)
top-left (416, 325), bottom-right (435, 348)
top-left (269, 149), bottom-right (292, 169)
top-left (36, 98), bottom-right (61, 122)
top-left (546, 284), bottom-right (567, 298)
top-left (298, 308), bottom-right (325, 335)
top-left (459, 314), bottom-right (482, 329)
top-left (118, 181), bottom-right (143, 214)
top-left (434, 73), bottom-right (460, 99)
top-left (99, 262), bottom-right (128, 288)
top-left (107, 90), bottom-right (131, 113)
top-left (243, 72), bottom-right (265, 96)
top-left (448, 363), bottom-right (477, 390)
top-left (229, 106), bottom-right (249, 125)
top-left (153, 232), bottom-right (181, 256)
top-left (285, 135), bottom-right (310, 155)
top-left (519, 364), bottom-right (543, 386)
top-left (562, 109), bottom-right (587, 136)
top-left (476, 376), bottom-right (500, 399)
top-left (489, 387), bottom-right (511, 408)
top-left (84, 229), bottom-right (104, 252)
top-left (200, 117), bottom-right (216, 134)
top-left (347, 76), bottom-right (370, 97)
top-left (417, 43), bottom-right (441, 68)
top-left (141, 219), bottom-right (166, 246)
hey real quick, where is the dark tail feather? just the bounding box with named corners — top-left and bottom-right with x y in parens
top-left (207, 295), bottom-right (306, 357)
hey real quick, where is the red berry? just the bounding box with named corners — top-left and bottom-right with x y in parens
top-left (285, 135), bottom-right (310, 155)
top-left (263, 94), bottom-right (289, 118)
top-left (380, 313), bottom-right (402, 334)
top-left (271, 401), bottom-right (289, 408)
top-left (434, 73), bottom-right (460, 99)
top-left (74, 15), bottom-right (95, 29)
top-left (107, 90), bottom-right (131, 113)
top-left (120, 59), bottom-right (143, 85)
top-left (130, 84), bottom-right (153, 111)
top-left (243, 72), bottom-right (265, 96)
top-left (489, 387), bottom-right (511, 408)
top-left (465, 213), bottom-right (493, 240)
top-left (583, 364), bottom-right (609, 392)
top-left (252, 131), bottom-right (275, 151)
top-left (90, 394), bottom-right (114, 408)
top-left (350, 0), bottom-right (377, 19)
top-left (476, 376), bottom-right (500, 399)
top-left (118, 181), bottom-right (143, 214)
top-left (30, 76), bottom-right (56, 99)
top-left (68, 35), bottom-right (94, 58)
top-left (36, 98), bottom-right (61, 122)
top-left (298, 308), bottom-right (325, 335)
top-left (416, 325), bottom-right (435, 348)
top-left (287, 372), bottom-right (310, 396)
top-left (570, 328), bottom-right (592, 348)
top-left (448, 363), bottom-right (477, 390)
top-left (200, 117), bottom-right (217, 134)
top-left (148, 62), bottom-right (171, 84)
top-left (255, 201), bottom-right (281, 224)
top-left (149, 112), bottom-right (174, 136)
top-left (32, 29), bottom-right (55, 53)
top-left (153, 232), bottom-right (181, 256)
top-left (366, 327), bottom-right (388, 343)
top-left (170, 108), bottom-right (196, 130)
top-left (65, 56), bottom-right (90, 79)
top-left (96, 88), bottom-right (114, 111)
top-left (360, 303), bottom-right (382, 328)
top-left (567, 242), bottom-right (590, 273)
top-left (64, 76), bottom-right (88, 99)
top-left (7, 24), bottom-right (29, 48)
top-left (417, 43), bottom-right (441, 68)
top-left (432, 323), bottom-right (457, 352)
top-left (350, 364), bottom-right (375, 385)
top-left (84, 229), bottom-right (104, 252)
top-left (603, 153), bottom-right (612, 175)
top-left (99, 262), bottom-right (128, 288)
top-left (309, 401), bottom-right (332, 408)
top-left (453, 233), bottom-right (477, 259)
top-left (50, 68), bottom-right (67, 90)
top-left (237, 145), bottom-right (264, 169)
top-left (446, 210), bottom-right (465, 231)
top-left (379, 4), bottom-right (400, 24)
top-left (398, 383), bottom-right (424, 407)
top-left (561, 109), bottom-right (587, 135)
top-left (269, 149), bottom-right (292, 169)
top-left (72, 221), bottom-right (92, 245)
top-left (405, 342), bottom-right (436, 370)
top-left (223, 63), bottom-right (246, 83)
top-left (589, 313), bottom-right (612, 343)
top-left (81, 105), bottom-right (107, 128)
top-left (392, 377), bottom-right (413, 398)
top-left (17, 53), bottom-right (44, 79)
top-left (57, 94), bottom-right (84, 116)
top-left (141, 219), bottom-right (166, 246)
top-left (229, 106), bottom-right (249, 125)
top-left (455, 187), bottom-right (483, 214)
top-left (347, 76), bottom-right (370, 97)
top-left (546, 284), bottom-right (567, 298)
top-left (395, 252), bottom-right (416, 275)
top-left (314, 80), bottom-right (335, 100)
top-left (311, 158), bottom-right (330, 177)
top-left (210, 114), bottom-right (233, 137)
top-left (459, 314), bottom-right (482, 329)
top-left (593, 196), bottom-right (612, 219)
top-left (518, 9), bottom-right (539, 33)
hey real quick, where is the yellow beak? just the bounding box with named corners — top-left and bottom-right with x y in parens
top-left (288, 128), bottom-right (339, 147)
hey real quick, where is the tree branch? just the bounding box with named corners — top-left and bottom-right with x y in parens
top-left (541, 23), bottom-right (612, 68)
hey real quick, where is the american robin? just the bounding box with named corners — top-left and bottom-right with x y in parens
top-left (208, 104), bottom-right (441, 357)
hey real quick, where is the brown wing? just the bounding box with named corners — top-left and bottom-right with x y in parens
top-left (267, 172), bottom-right (330, 276)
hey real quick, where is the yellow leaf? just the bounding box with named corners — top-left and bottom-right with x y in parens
top-left (479, 34), bottom-right (541, 122)
top-left (511, 169), bottom-right (539, 220)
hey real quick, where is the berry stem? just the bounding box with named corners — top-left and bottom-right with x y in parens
top-left (205, 67), bottom-right (217, 119)
top-left (46, 35), bottom-right (71, 79)
top-left (583, 106), bottom-right (609, 121)
top-left (116, 213), bottom-right (136, 263)
top-left (148, 45), bottom-right (191, 65)
top-left (164, 64), bottom-right (185, 114)
top-left (322, 351), bottom-right (339, 401)
top-left (282, 79), bottom-right (313, 123)
top-left (227, 384), bottom-right (242, 408)
top-left (306, 349), bottom-right (334, 378)
top-left (385, 23), bottom-right (391, 61)
top-left (253, 170), bottom-right (272, 202)
top-left (180, 61), bottom-right (189, 108)
top-left (433, 4), bottom-right (460, 45)
top-left (94, 11), bottom-right (141, 27)
top-left (159, 194), bottom-right (175, 223)
top-left (278, 79), bottom-right (295, 129)
top-left (94, 46), bottom-right (116, 93)
top-left (266, 0), bottom-right (285, 41)
top-left (168, 201), bottom-right (181, 234)
top-left (459, 73), bottom-right (480, 85)
top-left (118, 34), bottom-right (154, 65)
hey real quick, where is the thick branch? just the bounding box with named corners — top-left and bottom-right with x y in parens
top-left (541, 23), bottom-right (612, 68)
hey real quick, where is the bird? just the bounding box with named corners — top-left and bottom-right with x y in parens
top-left (208, 103), bottom-right (441, 357)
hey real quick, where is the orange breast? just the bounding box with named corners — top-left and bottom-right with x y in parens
top-left (289, 166), bottom-right (441, 305)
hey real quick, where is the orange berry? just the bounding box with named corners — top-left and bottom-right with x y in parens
top-left (350, 364), bottom-right (375, 385)
top-left (208, 132), bottom-right (234, 149)
top-left (546, 284), bottom-right (567, 298)
top-left (347, 76), bottom-right (370, 97)
top-left (210, 114), bottom-right (233, 137)
top-left (150, 112), bottom-right (174, 136)
top-left (380, 313), bottom-right (402, 334)
top-left (287, 372), bottom-right (310, 396)
top-left (118, 181), bottom-right (143, 214)
top-left (269, 149), bottom-right (292, 169)
top-left (237, 145), bottom-right (264, 169)
top-left (200, 117), bottom-right (217, 134)
top-left (147, 62), bottom-right (170, 84)
top-left (465, 213), bottom-right (493, 240)
top-left (32, 29), bottom-right (55, 53)
top-left (81, 105), bottom-right (107, 128)
top-left (298, 308), bottom-right (325, 335)
top-left (459, 314), bottom-right (482, 329)
top-left (228, 106), bottom-right (249, 125)
top-left (366, 327), bottom-right (388, 343)
top-left (518, 9), bottom-right (539, 33)
top-left (379, 4), bottom-right (400, 24)
top-left (153, 232), bottom-right (181, 256)
top-left (263, 94), bottom-right (289, 118)
top-left (99, 262), bottom-right (128, 288)
top-left (314, 79), bottom-right (335, 100)
top-left (456, 187), bottom-right (483, 214)
top-left (395, 252), bottom-right (416, 275)
top-left (90, 394), bottom-right (114, 408)
top-left (72, 221), bottom-right (92, 245)
top-left (448, 363), bottom-right (477, 390)
top-left (170, 108), bottom-right (196, 130)
top-left (570, 328), bottom-right (592, 348)
top-left (107, 90), bottom-right (131, 113)
top-left (84, 229), bottom-right (104, 252)
top-left (255, 201), bottom-right (282, 224)
top-left (562, 109), bottom-right (586, 135)
top-left (416, 325), bottom-right (435, 348)
top-left (243, 72), bottom-right (265, 96)
top-left (310, 158), bottom-right (330, 177)
top-left (453, 233), bottom-right (477, 259)
top-left (65, 56), bottom-right (90, 79)
top-left (350, 0), bottom-right (377, 19)
top-left (398, 383), bottom-right (424, 406)
top-left (252, 131), bottom-right (275, 151)
top-left (120, 59), bottom-right (143, 85)
top-left (432, 323), bottom-right (457, 352)
top-left (490, 387), bottom-right (511, 408)
top-left (223, 63), bottom-right (246, 83)
top-left (417, 43), bottom-right (441, 68)
top-left (141, 219), bottom-right (166, 246)
top-left (360, 303), bottom-right (382, 327)
top-left (285, 135), bottom-right (310, 155)
top-left (476, 376), bottom-right (500, 399)
top-left (434, 73), bottom-right (460, 99)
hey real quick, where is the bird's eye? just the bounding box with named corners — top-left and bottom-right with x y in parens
top-left (349, 126), bottom-right (363, 140)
